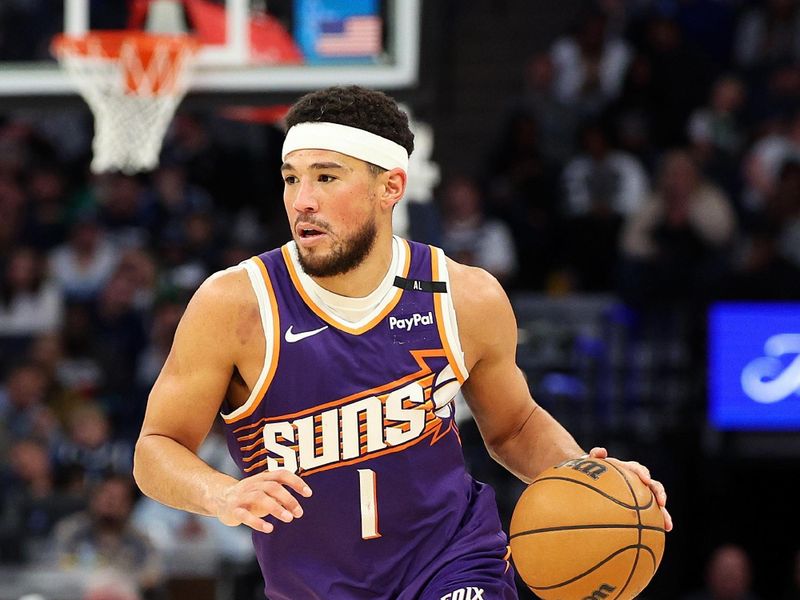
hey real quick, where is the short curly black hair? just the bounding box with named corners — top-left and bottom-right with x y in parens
top-left (285, 86), bottom-right (414, 158)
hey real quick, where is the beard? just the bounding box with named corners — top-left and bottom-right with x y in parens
top-left (296, 214), bottom-right (377, 278)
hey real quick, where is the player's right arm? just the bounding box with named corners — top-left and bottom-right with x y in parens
top-left (133, 268), bottom-right (311, 534)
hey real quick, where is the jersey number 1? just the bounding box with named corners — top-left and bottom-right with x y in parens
top-left (358, 469), bottom-right (381, 539)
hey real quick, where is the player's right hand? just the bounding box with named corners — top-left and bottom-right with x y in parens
top-left (215, 469), bottom-right (312, 534)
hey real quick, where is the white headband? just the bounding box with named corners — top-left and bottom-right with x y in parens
top-left (282, 122), bottom-right (409, 172)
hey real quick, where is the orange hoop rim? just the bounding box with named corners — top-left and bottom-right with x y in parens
top-left (52, 31), bottom-right (201, 59)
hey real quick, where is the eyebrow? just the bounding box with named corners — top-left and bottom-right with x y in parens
top-left (280, 161), bottom-right (352, 172)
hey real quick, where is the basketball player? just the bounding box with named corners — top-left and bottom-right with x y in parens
top-left (133, 86), bottom-right (671, 600)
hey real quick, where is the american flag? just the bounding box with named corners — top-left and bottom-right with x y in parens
top-left (315, 15), bottom-right (382, 57)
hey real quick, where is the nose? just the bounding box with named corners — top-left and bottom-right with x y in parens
top-left (291, 180), bottom-right (319, 213)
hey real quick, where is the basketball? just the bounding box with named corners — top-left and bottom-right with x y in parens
top-left (509, 457), bottom-right (665, 600)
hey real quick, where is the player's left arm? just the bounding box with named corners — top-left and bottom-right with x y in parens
top-left (449, 260), bottom-right (672, 531)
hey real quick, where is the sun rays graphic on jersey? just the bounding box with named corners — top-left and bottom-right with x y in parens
top-left (232, 349), bottom-right (461, 476)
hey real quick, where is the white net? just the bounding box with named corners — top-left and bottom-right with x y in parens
top-left (54, 34), bottom-right (198, 174)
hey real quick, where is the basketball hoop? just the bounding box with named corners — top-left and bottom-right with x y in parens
top-left (52, 32), bottom-right (200, 174)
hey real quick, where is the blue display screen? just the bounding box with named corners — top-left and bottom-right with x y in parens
top-left (709, 303), bottom-right (800, 430)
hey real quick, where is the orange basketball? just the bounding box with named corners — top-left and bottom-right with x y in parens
top-left (509, 457), bottom-right (665, 600)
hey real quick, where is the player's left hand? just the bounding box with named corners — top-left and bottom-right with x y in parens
top-left (588, 447), bottom-right (673, 532)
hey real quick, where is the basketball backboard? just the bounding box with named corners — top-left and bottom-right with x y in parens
top-left (0, 0), bottom-right (420, 97)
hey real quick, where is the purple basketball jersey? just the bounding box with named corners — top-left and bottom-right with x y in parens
top-left (222, 239), bottom-right (514, 599)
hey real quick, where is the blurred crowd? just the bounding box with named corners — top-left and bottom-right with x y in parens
top-left (1, 0), bottom-right (800, 599)
top-left (0, 110), bottom-right (276, 598)
top-left (456, 0), bottom-right (800, 304)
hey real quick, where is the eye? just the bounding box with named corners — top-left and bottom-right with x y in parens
top-left (318, 174), bottom-right (337, 183)
top-left (284, 175), bottom-right (298, 185)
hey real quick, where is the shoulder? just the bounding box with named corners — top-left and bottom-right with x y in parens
top-left (445, 257), bottom-right (516, 362)
top-left (447, 258), bottom-right (507, 309)
top-left (177, 263), bottom-right (261, 348)
top-left (189, 263), bottom-right (255, 314)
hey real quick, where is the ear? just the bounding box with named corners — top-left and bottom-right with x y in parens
top-left (379, 168), bottom-right (407, 210)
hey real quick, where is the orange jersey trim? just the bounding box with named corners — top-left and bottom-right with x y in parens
top-left (233, 349), bottom-right (444, 435)
top-left (222, 257), bottom-right (281, 424)
top-left (280, 239), bottom-right (412, 336)
top-left (430, 248), bottom-right (467, 384)
top-left (235, 350), bottom-right (454, 476)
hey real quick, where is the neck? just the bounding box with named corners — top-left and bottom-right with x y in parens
top-left (310, 229), bottom-right (394, 297)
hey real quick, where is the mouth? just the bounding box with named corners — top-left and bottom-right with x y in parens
top-left (295, 223), bottom-right (328, 240)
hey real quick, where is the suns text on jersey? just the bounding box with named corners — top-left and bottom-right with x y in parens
top-left (237, 377), bottom-right (459, 477)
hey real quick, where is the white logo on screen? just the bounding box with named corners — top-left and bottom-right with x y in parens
top-left (741, 334), bottom-right (800, 404)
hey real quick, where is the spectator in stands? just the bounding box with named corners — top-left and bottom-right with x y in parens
top-left (114, 248), bottom-right (158, 312)
top-left (439, 175), bottom-right (518, 285)
top-left (28, 332), bottom-right (65, 384)
top-left (682, 543), bottom-right (762, 600)
top-left (55, 302), bottom-right (104, 400)
top-left (689, 74), bottom-right (748, 161)
top-left (51, 474), bottom-right (162, 595)
top-left (687, 75), bottom-right (748, 199)
top-left (183, 208), bottom-right (223, 273)
top-left (670, 0), bottom-right (738, 68)
top-left (25, 331), bottom-right (88, 432)
top-left (741, 109), bottom-right (800, 213)
top-left (148, 161), bottom-right (212, 227)
top-left (135, 296), bottom-right (184, 392)
top-left (49, 211), bottom-right (120, 301)
top-left (0, 246), bottom-right (63, 338)
top-left (734, 0), bottom-right (800, 122)
top-left (605, 52), bottom-right (661, 172)
top-left (561, 120), bottom-right (649, 218)
top-left (762, 159), bottom-right (800, 271)
top-left (153, 210), bottom-right (212, 294)
top-left (93, 269), bottom-right (147, 375)
top-left (0, 176), bottom-right (26, 257)
top-left (734, 0), bottom-right (800, 71)
top-left (52, 404), bottom-right (132, 485)
top-left (619, 149), bottom-right (737, 304)
top-left (21, 162), bottom-right (70, 251)
top-left (93, 173), bottom-right (151, 249)
top-left (90, 271), bottom-right (147, 435)
top-left (727, 160), bottom-right (800, 300)
top-left (0, 120), bottom-right (33, 181)
top-left (0, 437), bottom-right (84, 563)
top-left (486, 111), bottom-right (558, 215)
top-left (557, 164), bottom-right (626, 292)
top-left (636, 14), bottom-right (716, 147)
top-left (161, 113), bottom-right (227, 205)
top-left (0, 362), bottom-right (59, 446)
top-left (519, 52), bottom-right (581, 164)
top-left (485, 110), bottom-right (559, 289)
top-left (550, 8), bottom-right (632, 116)
top-left (141, 161), bottom-right (213, 242)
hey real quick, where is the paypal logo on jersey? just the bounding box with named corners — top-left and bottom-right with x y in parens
top-left (709, 303), bottom-right (800, 430)
top-left (389, 311), bottom-right (433, 331)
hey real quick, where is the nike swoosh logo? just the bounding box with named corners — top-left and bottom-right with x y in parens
top-left (284, 325), bottom-right (329, 343)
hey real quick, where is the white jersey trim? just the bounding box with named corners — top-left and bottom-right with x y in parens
top-left (220, 259), bottom-right (276, 421)
top-left (433, 247), bottom-right (469, 381)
